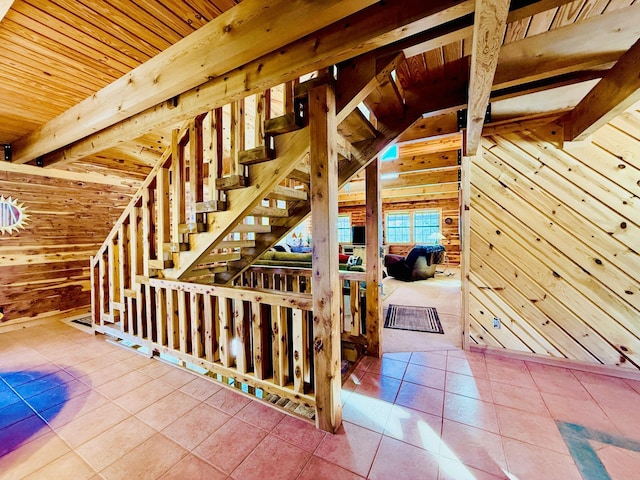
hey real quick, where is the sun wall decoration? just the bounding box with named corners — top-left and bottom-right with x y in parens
top-left (0, 195), bottom-right (30, 235)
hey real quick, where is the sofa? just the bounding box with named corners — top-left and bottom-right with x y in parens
top-left (254, 250), bottom-right (365, 271)
top-left (384, 245), bottom-right (446, 281)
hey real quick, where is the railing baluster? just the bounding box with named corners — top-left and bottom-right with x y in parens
top-left (203, 294), bottom-right (216, 362)
top-left (166, 289), bottom-right (178, 350)
top-left (251, 301), bottom-right (266, 379)
top-left (155, 287), bottom-right (167, 346)
top-left (178, 289), bottom-right (188, 353)
top-left (190, 292), bottom-right (202, 358)
top-left (292, 308), bottom-right (304, 393)
top-left (234, 301), bottom-right (248, 373)
top-left (218, 298), bottom-right (232, 367)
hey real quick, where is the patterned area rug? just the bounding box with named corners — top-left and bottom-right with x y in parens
top-left (384, 304), bottom-right (444, 334)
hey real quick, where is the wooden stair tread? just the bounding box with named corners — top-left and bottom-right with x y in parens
top-left (238, 145), bottom-right (275, 165)
top-left (232, 223), bottom-right (272, 233)
top-left (288, 164), bottom-right (311, 183)
top-left (164, 242), bottom-right (189, 253)
top-left (267, 184), bottom-right (308, 202)
top-left (149, 259), bottom-right (173, 269)
top-left (203, 252), bottom-right (242, 263)
top-left (179, 222), bottom-right (206, 234)
top-left (218, 240), bottom-right (255, 249)
top-left (195, 200), bottom-right (227, 213)
top-left (250, 205), bottom-right (289, 218)
top-left (338, 108), bottom-right (377, 143)
top-left (265, 112), bottom-right (304, 135)
top-left (216, 175), bottom-right (249, 191)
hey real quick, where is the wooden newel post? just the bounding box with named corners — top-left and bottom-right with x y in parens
top-left (309, 83), bottom-right (342, 433)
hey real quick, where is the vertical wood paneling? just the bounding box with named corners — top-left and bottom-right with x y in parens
top-left (470, 112), bottom-right (640, 371)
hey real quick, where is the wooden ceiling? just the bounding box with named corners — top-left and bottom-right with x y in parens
top-left (0, 0), bottom-right (638, 192)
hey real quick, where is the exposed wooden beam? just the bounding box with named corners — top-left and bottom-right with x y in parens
top-left (11, 0), bottom-right (379, 164)
top-left (382, 150), bottom-right (459, 174)
top-left (397, 132), bottom-right (463, 155)
top-left (0, 159), bottom-right (140, 188)
top-left (563, 38), bottom-right (640, 141)
top-left (36, 0), bottom-right (473, 167)
top-left (494, 4), bottom-right (640, 90)
top-left (398, 112), bottom-right (459, 143)
top-left (465, 0), bottom-right (511, 155)
top-left (400, 0), bottom-right (575, 59)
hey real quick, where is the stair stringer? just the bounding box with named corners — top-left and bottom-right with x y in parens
top-left (217, 107), bottom-right (427, 285)
top-left (162, 127), bottom-right (311, 280)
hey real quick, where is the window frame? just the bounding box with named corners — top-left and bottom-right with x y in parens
top-left (384, 208), bottom-right (442, 245)
top-left (337, 213), bottom-right (351, 243)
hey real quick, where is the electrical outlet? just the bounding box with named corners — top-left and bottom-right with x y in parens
top-left (493, 317), bottom-right (501, 329)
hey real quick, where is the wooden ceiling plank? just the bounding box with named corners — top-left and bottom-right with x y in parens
top-left (525, 7), bottom-right (557, 34)
top-left (0, 21), bottom-right (121, 84)
top-left (465, 0), bottom-right (511, 155)
top-left (134, 0), bottom-right (199, 37)
top-left (48, 0), bottom-right (154, 63)
top-left (74, 0), bottom-right (171, 54)
top-left (102, 0), bottom-right (184, 46)
top-left (14, 2), bottom-right (138, 72)
top-left (563, 38), bottom-right (640, 141)
top-left (11, 0), bottom-right (380, 164)
top-left (549, 0), bottom-right (584, 28)
top-left (162, 0), bottom-right (215, 29)
top-left (0, 42), bottom-right (108, 93)
top-left (494, 4), bottom-right (640, 90)
top-left (42, 0), bottom-right (473, 167)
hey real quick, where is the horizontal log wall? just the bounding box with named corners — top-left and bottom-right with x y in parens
top-left (339, 197), bottom-right (460, 264)
top-left (0, 169), bottom-right (135, 326)
top-left (470, 109), bottom-right (640, 371)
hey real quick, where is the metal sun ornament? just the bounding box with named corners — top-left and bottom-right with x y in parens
top-left (0, 196), bottom-right (30, 235)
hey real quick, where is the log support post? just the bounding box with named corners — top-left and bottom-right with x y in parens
top-left (309, 83), bottom-right (342, 433)
top-left (365, 157), bottom-right (383, 356)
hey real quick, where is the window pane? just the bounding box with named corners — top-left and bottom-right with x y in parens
top-left (414, 210), bottom-right (440, 244)
top-left (337, 215), bottom-right (351, 243)
top-left (386, 213), bottom-right (410, 243)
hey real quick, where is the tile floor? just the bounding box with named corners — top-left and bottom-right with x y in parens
top-left (2, 321), bottom-right (640, 479)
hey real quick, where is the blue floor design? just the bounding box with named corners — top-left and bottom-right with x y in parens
top-left (557, 421), bottom-right (640, 480)
top-left (0, 370), bottom-right (70, 458)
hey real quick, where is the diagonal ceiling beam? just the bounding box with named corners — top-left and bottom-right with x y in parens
top-left (494, 4), bottom-right (640, 90)
top-left (39, 0), bottom-right (473, 168)
top-left (465, 0), bottom-right (511, 155)
top-left (10, 0), bottom-right (379, 164)
top-left (562, 38), bottom-right (640, 141)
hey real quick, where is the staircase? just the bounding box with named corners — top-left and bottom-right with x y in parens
top-left (90, 54), bottom-right (429, 430)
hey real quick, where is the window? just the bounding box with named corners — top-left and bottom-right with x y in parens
top-left (414, 211), bottom-right (440, 244)
top-left (385, 209), bottom-right (441, 244)
top-left (337, 214), bottom-right (351, 243)
top-left (386, 212), bottom-right (410, 243)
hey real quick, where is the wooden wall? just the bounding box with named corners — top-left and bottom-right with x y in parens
top-left (0, 166), bottom-right (136, 328)
top-left (469, 108), bottom-right (640, 371)
top-left (339, 196), bottom-right (460, 264)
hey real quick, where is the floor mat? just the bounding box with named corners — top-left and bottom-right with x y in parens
top-left (384, 304), bottom-right (444, 334)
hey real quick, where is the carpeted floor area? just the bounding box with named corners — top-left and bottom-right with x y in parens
top-left (382, 266), bottom-right (462, 353)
